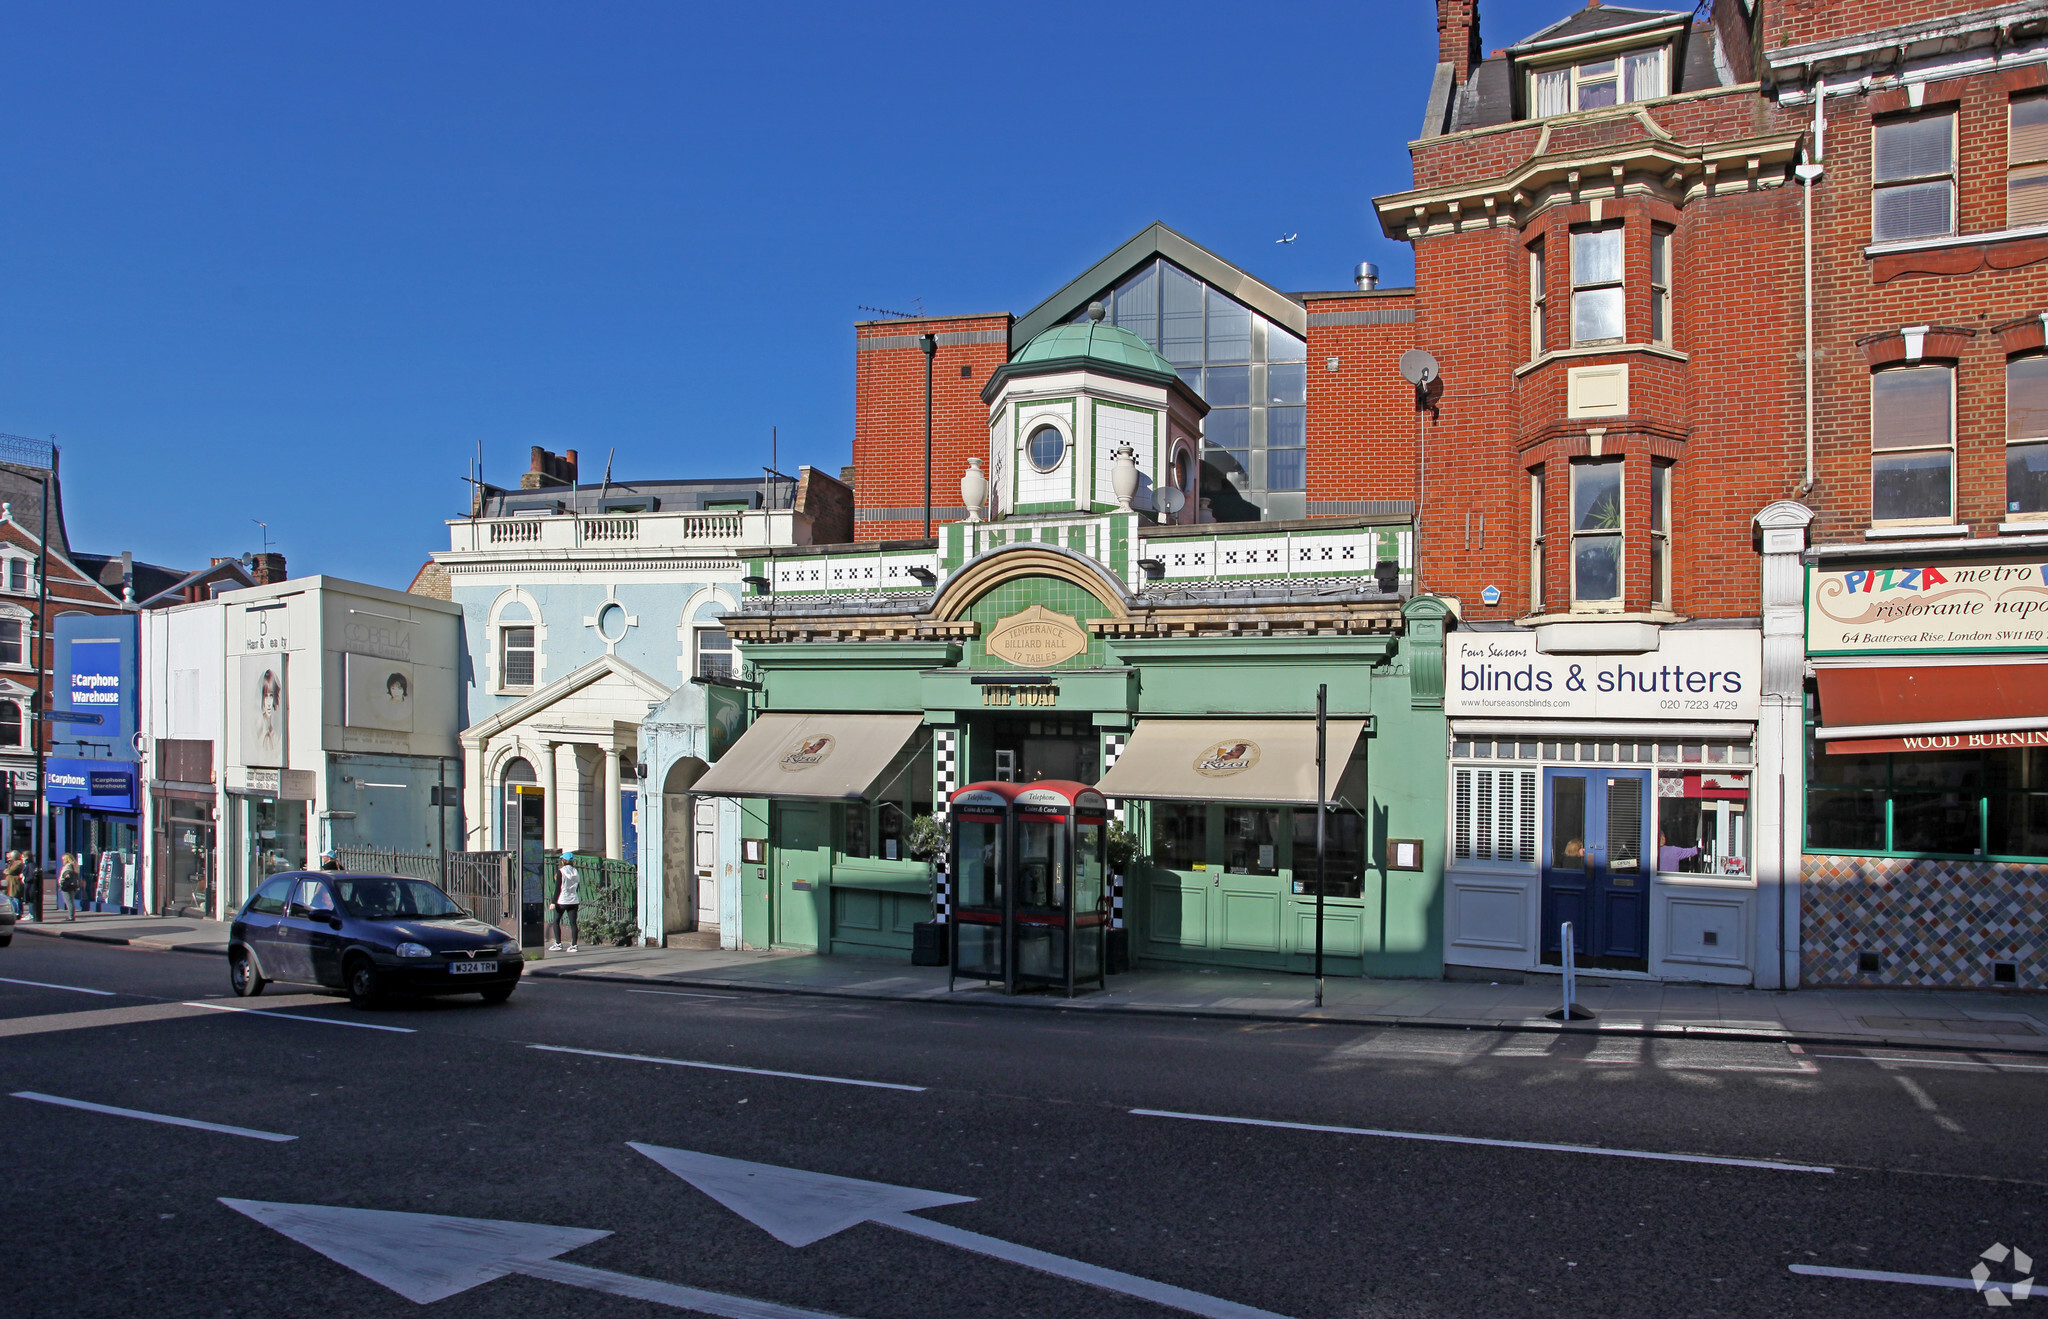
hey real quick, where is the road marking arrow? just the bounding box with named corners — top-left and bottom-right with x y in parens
top-left (630, 1143), bottom-right (1296, 1319)
top-left (220, 1198), bottom-right (855, 1319)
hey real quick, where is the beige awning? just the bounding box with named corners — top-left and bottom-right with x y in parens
top-left (1095, 718), bottom-right (1367, 805)
top-left (691, 713), bottom-right (926, 801)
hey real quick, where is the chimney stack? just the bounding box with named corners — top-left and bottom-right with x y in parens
top-left (1355, 262), bottom-right (1381, 292)
top-left (1438, 0), bottom-right (1482, 85)
top-left (521, 446), bottom-right (580, 490)
top-left (249, 552), bottom-right (287, 585)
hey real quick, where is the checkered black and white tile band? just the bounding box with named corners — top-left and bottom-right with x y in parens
top-left (1101, 731), bottom-right (1128, 930)
top-left (931, 727), bottom-right (958, 923)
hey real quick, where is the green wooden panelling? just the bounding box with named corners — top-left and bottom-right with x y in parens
top-left (1402, 596), bottom-right (1451, 710)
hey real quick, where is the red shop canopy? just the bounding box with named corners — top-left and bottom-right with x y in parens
top-left (1816, 664), bottom-right (2048, 754)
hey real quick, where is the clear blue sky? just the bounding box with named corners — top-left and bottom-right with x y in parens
top-left (0, 0), bottom-right (1580, 588)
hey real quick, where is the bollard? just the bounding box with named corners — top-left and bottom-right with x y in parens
top-left (1546, 919), bottom-right (1596, 1021)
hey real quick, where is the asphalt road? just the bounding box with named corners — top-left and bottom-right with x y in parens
top-left (1, 936), bottom-right (2041, 1319)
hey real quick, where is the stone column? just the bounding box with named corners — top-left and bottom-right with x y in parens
top-left (540, 740), bottom-right (559, 855)
top-left (604, 745), bottom-right (624, 861)
top-left (1753, 500), bottom-right (1814, 992)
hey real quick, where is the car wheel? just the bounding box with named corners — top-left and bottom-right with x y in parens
top-left (230, 949), bottom-right (267, 997)
top-left (480, 985), bottom-right (514, 1005)
top-left (344, 956), bottom-right (383, 1009)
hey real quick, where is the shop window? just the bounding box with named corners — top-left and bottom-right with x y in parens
top-left (0, 618), bottom-right (21, 666)
top-left (1529, 46), bottom-right (1666, 117)
top-left (1528, 469), bottom-right (1546, 609)
top-left (1570, 227), bottom-right (1625, 345)
top-left (840, 802), bottom-right (872, 859)
top-left (2007, 356), bottom-right (2048, 515)
top-left (2009, 95), bottom-right (2048, 229)
top-left (0, 700), bottom-right (19, 748)
top-left (1453, 766), bottom-right (1537, 863)
top-left (1656, 770), bottom-right (1748, 875)
top-left (1805, 746), bottom-right (2048, 858)
top-left (1528, 241), bottom-right (1547, 358)
top-left (1649, 461), bottom-right (1671, 607)
top-left (842, 741), bottom-right (932, 862)
top-left (1569, 459), bottom-right (1624, 604)
top-left (1222, 806), bottom-right (1281, 876)
top-left (1150, 802), bottom-right (1208, 869)
top-left (500, 625), bottom-right (536, 688)
top-left (1871, 365), bottom-right (1954, 523)
top-left (1290, 809), bottom-right (1364, 898)
top-left (1649, 228), bottom-right (1673, 345)
top-left (1873, 113), bottom-right (1955, 242)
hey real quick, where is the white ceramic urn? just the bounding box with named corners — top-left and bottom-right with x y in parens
top-left (960, 457), bottom-right (988, 522)
top-left (1109, 443), bottom-right (1139, 511)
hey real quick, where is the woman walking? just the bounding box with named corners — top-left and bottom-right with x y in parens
top-left (2, 851), bottom-right (22, 918)
top-left (56, 853), bottom-right (79, 921)
top-left (547, 852), bottom-right (579, 953)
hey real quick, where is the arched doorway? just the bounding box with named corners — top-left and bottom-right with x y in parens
top-left (501, 756), bottom-right (545, 946)
top-left (663, 758), bottom-right (710, 938)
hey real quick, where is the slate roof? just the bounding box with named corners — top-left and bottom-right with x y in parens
top-left (1444, 4), bottom-right (1729, 135)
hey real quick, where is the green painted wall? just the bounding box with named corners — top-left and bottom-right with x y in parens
top-left (962, 575), bottom-right (1113, 670)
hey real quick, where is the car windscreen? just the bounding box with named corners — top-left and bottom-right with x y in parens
top-left (333, 878), bottom-right (466, 920)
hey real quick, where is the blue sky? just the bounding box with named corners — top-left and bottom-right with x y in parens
top-left (0, 0), bottom-right (1584, 588)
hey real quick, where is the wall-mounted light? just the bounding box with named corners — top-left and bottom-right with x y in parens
top-left (906, 566), bottom-right (937, 585)
top-left (742, 574), bottom-right (771, 593)
top-left (1137, 558), bottom-right (1165, 579)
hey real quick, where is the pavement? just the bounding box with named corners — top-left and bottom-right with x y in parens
top-left (4, 931), bottom-right (2044, 1318)
top-left (25, 909), bottom-right (2048, 1055)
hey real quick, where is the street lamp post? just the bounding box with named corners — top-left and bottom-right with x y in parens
top-left (919, 333), bottom-right (936, 540)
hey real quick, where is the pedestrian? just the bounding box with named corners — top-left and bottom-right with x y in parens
top-left (547, 852), bottom-right (579, 953)
top-left (2, 850), bottom-right (22, 918)
top-left (57, 852), bottom-right (79, 921)
top-left (318, 850), bottom-right (343, 871)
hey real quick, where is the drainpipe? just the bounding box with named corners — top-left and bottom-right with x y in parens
top-left (1795, 81), bottom-right (1827, 493)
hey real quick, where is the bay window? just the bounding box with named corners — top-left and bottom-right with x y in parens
top-left (1529, 469), bottom-right (1547, 608)
top-left (1570, 459), bottom-right (1623, 604)
top-left (1570, 227), bottom-right (1625, 345)
top-left (1649, 461), bottom-right (1671, 606)
top-left (1649, 228), bottom-right (1673, 345)
top-left (1529, 241), bottom-right (1547, 357)
top-left (1871, 365), bottom-right (1954, 523)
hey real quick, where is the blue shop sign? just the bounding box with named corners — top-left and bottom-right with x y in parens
top-left (54, 614), bottom-right (138, 755)
top-left (45, 757), bottom-right (138, 812)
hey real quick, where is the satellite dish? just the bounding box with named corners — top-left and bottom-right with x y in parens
top-left (1398, 350), bottom-right (1440, 386)
top-left (1160, 486), bottom-right (1187, 514)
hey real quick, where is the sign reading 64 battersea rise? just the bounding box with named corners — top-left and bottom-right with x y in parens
top-left (1807, 558), bottom-right (2048, 654)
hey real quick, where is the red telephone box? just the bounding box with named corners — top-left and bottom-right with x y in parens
top-left (948, 780), bottom-right (1109, 997)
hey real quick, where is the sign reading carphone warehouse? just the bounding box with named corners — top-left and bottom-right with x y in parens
top-left (1445, 630), bottom-right (1761, 721)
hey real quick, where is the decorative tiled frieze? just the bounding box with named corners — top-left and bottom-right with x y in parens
top-left (1801, 854), bottom-right (2047, 990)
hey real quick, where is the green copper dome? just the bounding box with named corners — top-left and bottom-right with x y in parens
top-left (1011, 317), bottom-right (1179, 377)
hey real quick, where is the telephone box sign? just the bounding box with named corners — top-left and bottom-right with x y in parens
top-left (985, 606), bottom-right (1089, 667)
top-left (1808, 558), bottom-right (2048, 653)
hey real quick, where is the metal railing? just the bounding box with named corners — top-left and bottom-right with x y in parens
top-left (334, 846), bottom-right (441, 881)
top-left (453, 510), bottom-right (767, 553)
top-left (443, 851), bottom-right (518, 939)
top-left (564, 853), bottom-right (639, 942)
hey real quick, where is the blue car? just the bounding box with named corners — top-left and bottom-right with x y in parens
top-left (229, 871), bottom-right (523, 1008)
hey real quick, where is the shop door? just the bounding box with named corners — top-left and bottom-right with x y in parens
top-left (695, 798), bottom-right (719, 930)
top-left (1540, 768), bottom-right (1650, 970)
top-left (772, 803), bottom-right (829, 950)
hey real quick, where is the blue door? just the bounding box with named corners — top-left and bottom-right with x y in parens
top-left (1541, 768), bottom-right (1650, 969)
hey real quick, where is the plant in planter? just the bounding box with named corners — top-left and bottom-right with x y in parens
top-left (1105, 819), bottom-right (1141, 875)
top-left (906, 813), bottom-right (951, 966)
top-left (578, 907), bottom-right (643, 948)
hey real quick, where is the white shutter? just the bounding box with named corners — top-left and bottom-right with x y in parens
top-left (1518, 771), bottom-right (1538, 863)
top-left (1454, 769), bottom-right (1473, 860)
top-left (1476, 771), bottom-right (1495, 859)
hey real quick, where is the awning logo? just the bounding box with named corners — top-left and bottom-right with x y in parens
top-left (779, 735), bottom-right (836, 772)
top-left (1193, 740), bottom-right (1260, 777)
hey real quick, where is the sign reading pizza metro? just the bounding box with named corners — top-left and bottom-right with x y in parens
top-left (985, 606), bottom-right (1089, 667)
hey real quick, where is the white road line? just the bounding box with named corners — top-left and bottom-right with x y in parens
top-left (529, 1044), bottom-right (924, 1091)
top-left (628, 990), bottom-right (741, 1000)
top-left (0, 976), bottom-right (116, 996)
top-left (1888, 1072), bottom-right (1966, 1134)
top-left (13, 1091), bottom-right (296, 1142)
top-left (1131, 1108), bottom-right (1835, 1174)
top-left (1790, 1263), bottom-right (2022, 1297)
top-left (183, 1002), bottom-right (416, 1033)
top-left (1812, 1052), bottom-right (2048, 1073)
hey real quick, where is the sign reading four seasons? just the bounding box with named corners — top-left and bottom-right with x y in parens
top-left (1808, 558), bottom-right (2048, 653)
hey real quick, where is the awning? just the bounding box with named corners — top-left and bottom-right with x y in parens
top-left (1817, 664), bottom-right (2048, 753)
top-left (1094, 718), bottom-right (1366, 805)
top-left (690, 713), bottom-right (926, 800)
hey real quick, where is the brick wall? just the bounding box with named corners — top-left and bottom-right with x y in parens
top-left (1304, 292), bottom-right (1421, 512)
top-left (852, 314), bottom-right (1013, 542)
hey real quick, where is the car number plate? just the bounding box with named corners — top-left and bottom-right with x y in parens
top-left (448, 960), bottom-right (498, 975)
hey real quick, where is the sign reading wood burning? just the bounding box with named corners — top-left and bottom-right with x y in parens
top-left (984, 605), bottom-right (1090, 667)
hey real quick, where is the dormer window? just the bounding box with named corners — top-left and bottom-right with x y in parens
top-left (1530, 46), bottom-right (1666, 117)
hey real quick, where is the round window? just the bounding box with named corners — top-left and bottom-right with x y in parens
top-left (1027, 424), bottom-right (1066, 473)
top-left (596, 603), bottom-right (628, 642)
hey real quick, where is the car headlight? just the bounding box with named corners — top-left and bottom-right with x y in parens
top-left (395, 942), bottom-right (432, 958)
top-left (499, 941), bottom-right (520, 957)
